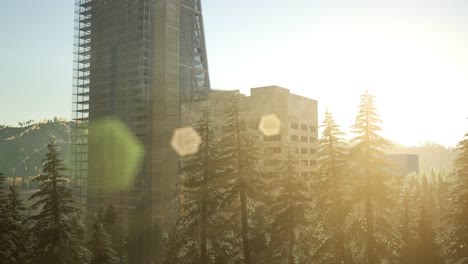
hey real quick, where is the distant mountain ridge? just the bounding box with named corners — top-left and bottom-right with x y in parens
top-left (0, 120), bottom-right (71, 179)
top-left (0, 119), bottom-right (458, 179)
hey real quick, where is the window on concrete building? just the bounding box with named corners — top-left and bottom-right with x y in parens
top-left (310, 160), bottom-right (317, 166)
top-left (301, 160), bottom-right (308, 166)
top-left (301, 148), bottom-right (308, 154)
top-left (264, 134), bottom-right (282, 141)
top-left (270, 147), bottom-right (282, 153)
top-left (290, 135), bottom-right (298, 141)
top-left (310, 137), bottom-right (317, 143)
top-left (310, 148), bottom-right (317, 154)
top-left (310, 125), bottom-right (317, 132)
top-left (291, 122), bottom-right (299, 129)
top-left (301, 171), bottom-right (309, 176)
top-left (301, 136), bottom-right (308, 142)
top-left (301, 124), bottom-right (308, 131)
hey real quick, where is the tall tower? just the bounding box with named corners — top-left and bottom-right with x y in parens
top-left (71, 0), bottom-right (210, 260)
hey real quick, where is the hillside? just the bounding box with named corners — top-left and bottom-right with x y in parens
top-left (0, 119), bottom-right (459, 179)
top-left (0, 120), bottom-right (71, 179)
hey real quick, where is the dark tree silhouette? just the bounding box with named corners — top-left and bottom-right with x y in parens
top-left (102, 204), bottom-right (127, 263)
top-left (27, 142), bottom-right (90, 264)
top-left (218, 93), bottom-right (267, 264)
top-left (6, 185), bottom-right (27, 263)
top-left (0, 172), bottom-right (16, 264)
top-left (165, 107), bottom-right (225, 264)
top-left (88, 215), bottom-right (119, 264)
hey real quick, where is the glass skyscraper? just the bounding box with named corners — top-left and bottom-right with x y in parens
top-left (72, 0), bottom-right (210, 261)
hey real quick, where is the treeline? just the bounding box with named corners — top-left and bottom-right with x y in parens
top-left (0, 143), bottom-right (124, 264)
top-left (166, 91), bottom-right (468, 264)
top-left (387, 143), bottom-right (456, 172)
top-left (1, 91), bottom-right (467, 264)
top-left (1, 176), bottom-right (39, 191)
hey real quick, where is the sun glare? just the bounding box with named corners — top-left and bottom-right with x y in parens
top-left (260, 19), bottom-right (468, 147)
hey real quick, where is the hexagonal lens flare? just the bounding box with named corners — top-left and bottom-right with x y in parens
top-left (171, 127), bottom-right (202, 157)
top-left (258, 114), bottom-right (281, 136)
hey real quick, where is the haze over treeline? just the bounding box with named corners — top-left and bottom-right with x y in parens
top-left (0, 117), bottom-right (457, 179)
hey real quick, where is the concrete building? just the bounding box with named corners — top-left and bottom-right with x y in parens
top-left (71, 0), bottom-right (211, 251)
top-left (182, 86), bottom-right (319, 176)
top-left (243, 86), bottom-right (318, 177)
top-left (389, 154), bottom-right (420, 176)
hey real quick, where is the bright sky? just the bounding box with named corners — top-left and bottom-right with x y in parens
top-left (0, 0), bottom-right (467, 147)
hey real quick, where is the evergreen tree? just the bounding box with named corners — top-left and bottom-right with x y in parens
top-left (249, 205), bottom-right (273, 262)
top-left (0, 172), bottom-right (16, 264)
top-left (401, 174), bottom-right (442, 264)
top-left (165, 108), bottom-right (224, 264)
top-left (400, 188), bottom-right (412, 264)
top-left (26, 142), bottom-right (90, 264)
top-left (434, 170), bottom-right (455, 262)
top-left (448, 132), bottom-right (468, 262)
top-left (102, 204), bottom-right (127, 264)
top-left (218, 93), bottom-right (267, 264)
top-left (349, 91), bottom-right (398, 263)
top-left (311, 110), bottom-right (352, 263)
top-left (5, 185), bottom-right (27, 263)
top-left (414, 190), bottom-right (444, 264)
top-left (269, 146), bottom-right (309, 264)
top-left (0, 173), bottom-right (27, 264)
top-left (102, 203), bottom-right (117, 226)
top-left (433, 170), bottom-right (449, 227)
top-left (88, 215), bottom-right (119, 264)
top-left (127, 201), bottom-right (145, 264)
top-left (399, 175), bottom-right (420, 264)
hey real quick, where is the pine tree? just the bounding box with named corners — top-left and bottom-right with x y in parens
top-left (269, 146), bottom-right (309, 264)
top-left (26, 142), bottom-right (90, 264)
top-left (102, 204), bottom-right (127, 263)
top-left (433, 170), bottom-right (449, 227)
top-left (5, 185), bottom-right (27, 263)
top-left (88, 215), bottom-right (119, 264)
top-left (400, 187), bottom-right (412, 264)
top-left (249, 205), bottom-right (273, 262)
top-left (0, 173), bottom-right (26, 264)
top-left (127, 201), bottom-right (145, 264)
top-left (415, 198), bottom-right (444, 264)
top-left (0, 171), bottom-right (16, 264)
top-left (448, 132), bottom-right (468, 262)
top-left (409, 174), bottom-right (443, 264)
top-left (311, 110), bottom-right (352, 263)
top-left (433, 170), bottom-right (453, 262)
top-left (165, 108), bottom-right (224, 264)
top-left (218, 93), bottom-right (267, 264)
top-left (349, 91), bottom-right (398, 263)
top-left (398, 174), bottom-right (420, 264)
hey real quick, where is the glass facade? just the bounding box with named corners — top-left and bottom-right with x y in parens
top-left (72, 0), bottom-right (210, 231)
